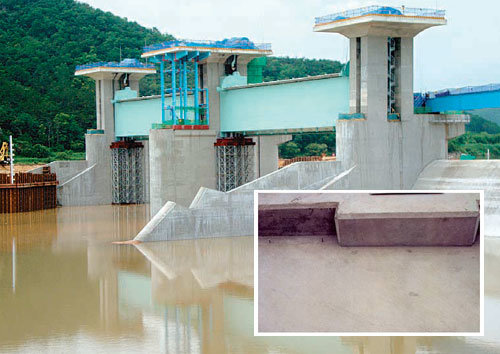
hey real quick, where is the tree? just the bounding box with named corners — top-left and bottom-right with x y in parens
top-left (304, 143), bottom-right (328, 156)
top-left (279, 142), bottom-right (301, 158)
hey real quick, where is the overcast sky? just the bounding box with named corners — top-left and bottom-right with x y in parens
top-left (80, 0), bottom-right (500, 91)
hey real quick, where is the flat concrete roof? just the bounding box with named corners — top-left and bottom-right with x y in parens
top-left (314, 15), bottom-right (446, 37)
top-left (141, 45), bottom-right (272, 59)
top-left (74, 66), bottom-right (156, 79)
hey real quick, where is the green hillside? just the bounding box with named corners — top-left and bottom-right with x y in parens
top-left (0, 0), bottom-right (170, 159)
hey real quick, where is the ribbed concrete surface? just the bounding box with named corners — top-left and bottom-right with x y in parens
top-left (413, 159), bottom-right (500, 237)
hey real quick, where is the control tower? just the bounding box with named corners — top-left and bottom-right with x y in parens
top-left (75, 59), bottom-right (156, 143)
top-left (74, 59), bottom-right (156, 205)
top-left (314, 6), bottom-right (463, 189)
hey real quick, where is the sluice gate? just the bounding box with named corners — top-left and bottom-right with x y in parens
top-left (111, 141), bottom-right (144, 204)
top-left (215, 138), bottom-right (255, 192)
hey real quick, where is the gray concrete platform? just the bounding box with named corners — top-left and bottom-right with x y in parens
top-left (258, 236), bottom-right (480, 333)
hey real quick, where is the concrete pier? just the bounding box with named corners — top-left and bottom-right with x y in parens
top-left (149, 129), bottom-right (218, 215)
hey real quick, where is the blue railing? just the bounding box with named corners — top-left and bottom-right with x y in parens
top-left (429, 83), bottom-right (500, 98)
top-left (315, 5), bottom-right (445, 25)
top-left (143, 38), bottom-right (272, 53)
top-left (76, 58), bottom-right (155, 71)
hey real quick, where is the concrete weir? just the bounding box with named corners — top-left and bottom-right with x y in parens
top-left (134, 161), bottom-right (351, 242)
top-left (258, 193), bottom-right (479, 246)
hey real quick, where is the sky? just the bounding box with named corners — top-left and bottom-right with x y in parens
top-left (80, 0), bottom-right (500, 91)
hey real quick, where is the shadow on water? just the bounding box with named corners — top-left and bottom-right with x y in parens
top-left (0, 205), bottom-right (499, 353)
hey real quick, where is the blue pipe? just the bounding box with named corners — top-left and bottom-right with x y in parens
top-left (160, 57), bottom-right (165, 123)
top-left (194, 58), bottom-right (199, 124)
top-left (205, 88), bottom-right (209, 126)
top-left (171, 59), bottom-right (176, 123)
top-left (183, 60), bottom-right (188, 122)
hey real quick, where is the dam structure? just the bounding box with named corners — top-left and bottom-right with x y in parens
top-left (32, 5), bottom-right (500, 241)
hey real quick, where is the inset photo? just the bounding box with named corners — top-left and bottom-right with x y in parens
top-left (255, 191), bottom-right (483, 335)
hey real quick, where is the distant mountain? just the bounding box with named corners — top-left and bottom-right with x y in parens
top-left (467, 108), bottom-right (500, 127)
top-left (0, 0), bottom-right (170, 154)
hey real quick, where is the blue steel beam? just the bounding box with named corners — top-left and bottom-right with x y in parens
top-left (426, 89), bottom-right (500, 112)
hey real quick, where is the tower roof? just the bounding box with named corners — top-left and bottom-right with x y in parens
top-left (75, 58), bottom-right (156, 79)
top-left (141, 38), bottom-right (272, 59)
top-left (314, 5), bottom-right (446, 37)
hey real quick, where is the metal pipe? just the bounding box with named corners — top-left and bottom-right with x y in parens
top-left (205, 88), bottom-right (210, 126)
top-left (194, 59), bottom-right (199, 124)
top-left (183, 60), bottom-right (188, 123)
top-left (160, 57), bottom-right (165, 123)
top-left (178, 61), bottom-right (183, 121)
top-left (172, 59), bottom-right (176, 123)
top-left (9, 135), bottom-right (14, 184)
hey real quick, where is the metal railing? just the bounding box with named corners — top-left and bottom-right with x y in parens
top-left (315, 5), bottom-right (445, 25)
top-left (76, 59), bottom-right (155, 71)
top-left (143, 38), bottom-right (272, 53)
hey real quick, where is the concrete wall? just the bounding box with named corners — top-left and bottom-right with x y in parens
top-left (337, 115), bottom-right (463, 190)
top-left (58, 133), bottom-right (112, 206)
top-left (149, 128), bottom-right (218, 216)
top-left (114, 95), bottom-right (195, 138)
top-left (219, 76), bottom-right (349, 133)
top-left (29, 160), bottom-right (87, 185)
top-left (252, 135), bottom-right (292, 177)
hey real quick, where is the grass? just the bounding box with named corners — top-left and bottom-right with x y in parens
top-left (14, 151), bottom-right (85, 165)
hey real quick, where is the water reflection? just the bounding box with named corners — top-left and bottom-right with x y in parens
top-left (0, 205), bottom-right (499, 353)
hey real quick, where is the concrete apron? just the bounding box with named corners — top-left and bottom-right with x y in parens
top-left (258, 194), bottom-right (479, 246)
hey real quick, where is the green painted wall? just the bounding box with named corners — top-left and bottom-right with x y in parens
top-left (219, 76), bottom-right (349, 133)
top-left (114, 95), bottom-right (194, 138)
top-left (114, 76), bottom-right (350, 137)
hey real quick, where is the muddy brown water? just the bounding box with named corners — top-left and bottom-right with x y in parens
top-left (0, 204), bottom-right (499, 353)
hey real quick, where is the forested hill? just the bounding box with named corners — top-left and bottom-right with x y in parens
top-left (0, 0), bottom-right (170, 156)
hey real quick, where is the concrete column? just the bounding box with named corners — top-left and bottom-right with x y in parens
top-left (235, 56), bottom-right (251, 76)
top-left (149, 129), bottom-right (218, 216)
top-left (399, 38), bottom-right (414, 120)
top-left (361, 36), bottom-right (388, 120)
top-left (95, 78), bottom-right (117, 144)
top-left (254, 135), bottom-right (292, 177)
top-left (84, 133), bottom-right (112, 204)
top-left (129, 78), bottom-right (140, 93)
top-left (142, 139), bottom-right (150, 203)
top-left (349, 37), bottom-right (361, 113)
top-left (203, 61), bottom-right (225, 133)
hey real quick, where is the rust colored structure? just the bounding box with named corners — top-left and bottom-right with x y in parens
top-left (0, 168), bottom-right (58, 213)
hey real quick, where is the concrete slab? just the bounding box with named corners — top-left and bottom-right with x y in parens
top-left (336, 194), bottom-right (479, 246)
top-left (258, 236), bottom-right (480, 333)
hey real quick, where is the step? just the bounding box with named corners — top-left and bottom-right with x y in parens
top-left (335, 194), bottom-right (479, 246)
top-left (258, 193), bottom-right (480, 246)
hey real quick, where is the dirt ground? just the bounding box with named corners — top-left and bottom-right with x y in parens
top-left (0, 163), bottom-right (45, 174)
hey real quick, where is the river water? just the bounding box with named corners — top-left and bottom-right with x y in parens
top-left (1, 204), bottom-right (499, 353)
